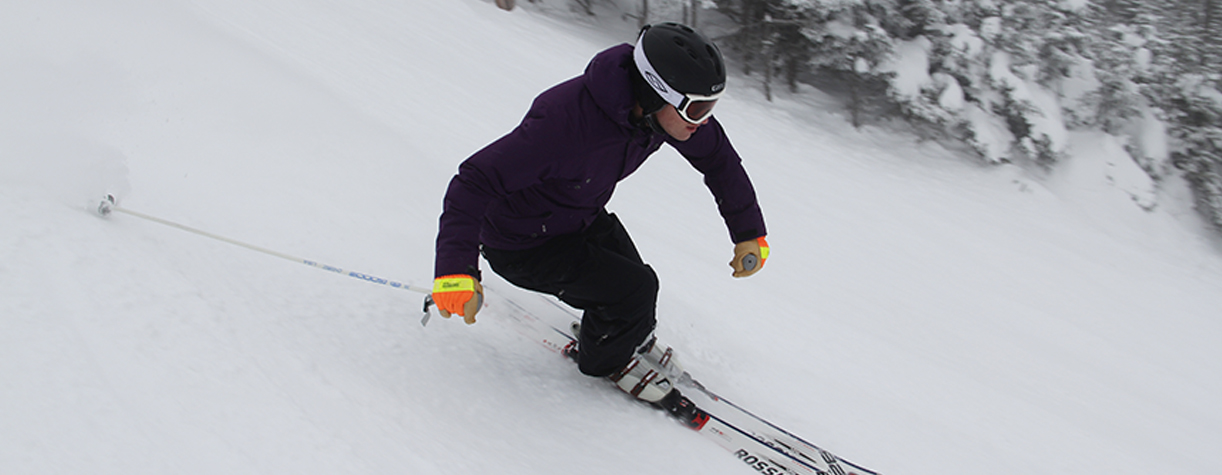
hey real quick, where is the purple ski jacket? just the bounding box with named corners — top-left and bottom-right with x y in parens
top-left (434, 44), bottom-right (766, 278)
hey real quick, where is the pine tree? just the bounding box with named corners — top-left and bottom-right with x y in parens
top-left (690, 0), bottom-right (1222, 231)
top-left (1121, 0), bottom-right (1222, 228)
top-left (710, 0), bottom-right (820, 100)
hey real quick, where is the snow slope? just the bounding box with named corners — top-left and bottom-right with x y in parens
top-left (3, 1), bottom-right (1221, 474)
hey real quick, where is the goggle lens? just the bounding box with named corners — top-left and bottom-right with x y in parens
top-left (681, 99), bottom-right (718, 124)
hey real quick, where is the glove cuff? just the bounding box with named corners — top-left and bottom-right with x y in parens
top-left (434, 274), bottom-right (475, 293)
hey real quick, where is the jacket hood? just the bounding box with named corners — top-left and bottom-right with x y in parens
top-left (582, 44), bottom-right (638, 130)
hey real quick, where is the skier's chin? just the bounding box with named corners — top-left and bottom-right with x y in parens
top-left (667, 124), bottom-right (699, 141)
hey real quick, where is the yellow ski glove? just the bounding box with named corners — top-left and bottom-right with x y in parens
top-left (432, 274), bottom-right (484, 324)
top-left (730, 236), bottom-right (769, 278)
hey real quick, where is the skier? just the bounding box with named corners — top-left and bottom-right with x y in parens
top-left (432, 22), bottom-right (768, 406)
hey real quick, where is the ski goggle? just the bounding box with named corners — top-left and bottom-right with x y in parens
top-left (675, 91), bottom-right (722, 124)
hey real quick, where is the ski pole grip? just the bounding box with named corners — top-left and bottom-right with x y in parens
top-left (421, 296), bottom-right (434, 326)
top-left (461, 291), bottom-right (484, 319)
top-left (742, 253), bottom-right (758, 272)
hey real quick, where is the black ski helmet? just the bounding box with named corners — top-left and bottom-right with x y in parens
top-left (631, 22), bottom-right (727, 117)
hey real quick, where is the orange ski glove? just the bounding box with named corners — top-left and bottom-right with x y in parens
top-left (432, 274), bottom-right (484, 324)
top-left (730, 236), bottom-right (769, 278)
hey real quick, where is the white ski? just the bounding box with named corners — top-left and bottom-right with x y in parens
top-left (483, 286), bottom-right (879, 475)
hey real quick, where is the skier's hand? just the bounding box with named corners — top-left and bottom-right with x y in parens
top-left (432, 274), bottom-right (484, 324)
top-left (730, 236), bottom-right (769, 278)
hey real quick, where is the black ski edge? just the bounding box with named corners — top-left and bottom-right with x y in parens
top-left (701, 409), bottom-right (827, 474)
top-left (684, 381), bottom-right (880, 475)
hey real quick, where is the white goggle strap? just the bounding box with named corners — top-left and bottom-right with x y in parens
top-left (633, 35), bottom-right (686, 110)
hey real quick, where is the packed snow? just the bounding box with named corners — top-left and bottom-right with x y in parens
top-left (3, 1), bottom-right (1221, 474)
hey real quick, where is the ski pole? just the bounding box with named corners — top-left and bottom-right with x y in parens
top-left (96, 194), bottom-right (439, 325)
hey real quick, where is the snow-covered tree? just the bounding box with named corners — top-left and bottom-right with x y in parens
top-left (577, 0), bottom-right (1222, 233)
top-left (712, 0), bottom-right (897, 131)
top-left (711, 0), bottom-right (819, 100)
top-left (1159, 76), bottom-right (1222, 227)
top-left (1115, 0), bottom-right (1222, 228)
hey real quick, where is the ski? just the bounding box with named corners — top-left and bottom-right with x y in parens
top-left (485, 286), bottom-right (879, 475)
top-left (680, 377), bottom-right (878, 475)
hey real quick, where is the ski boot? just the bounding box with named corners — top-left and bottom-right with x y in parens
top-left (635, 333), bottom-right (686, 381)
top-left (565, 324), bottom-right (676, 402)
top-left (566, 324), bottom-right (708, 429)
top-left (609, 357), bottom-right (707, 429)
top-left (607, 353), bottom-right (675, 403)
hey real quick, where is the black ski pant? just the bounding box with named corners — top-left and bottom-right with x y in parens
top-left (482, 211), bottom-right (658, 378)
